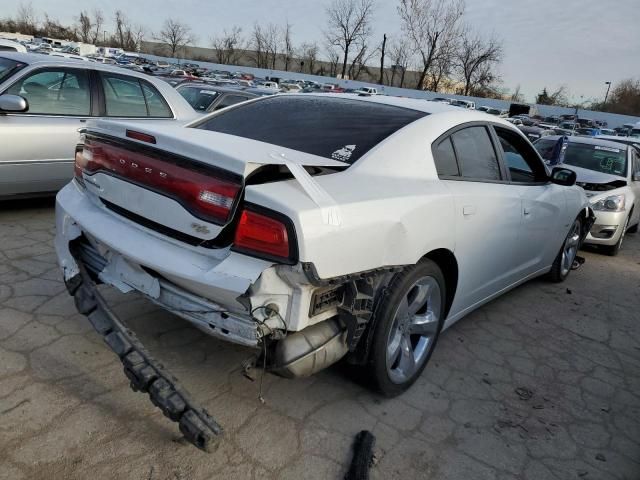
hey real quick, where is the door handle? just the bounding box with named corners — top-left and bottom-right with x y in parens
top-left (463, 205), bottom-right (476, 216)
top-left (523, 207), bottom-right (531, 215)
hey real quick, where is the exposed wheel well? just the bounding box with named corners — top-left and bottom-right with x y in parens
top-left (422, 249), bottom-right (458, 319)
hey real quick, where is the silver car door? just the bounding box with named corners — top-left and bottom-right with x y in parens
top-left (433, 125), bottom-right (523, 317)
top-left (630, 149), bottom-right (640, 226)
top-left (491, 125), bottom-right (566, 274)
top-left (0, 67), bottom-right (92, 196)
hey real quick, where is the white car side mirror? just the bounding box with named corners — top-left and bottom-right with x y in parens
top-left (0, 94), bottom-right (28, 112)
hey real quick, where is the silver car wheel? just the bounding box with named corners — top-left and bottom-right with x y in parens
top-left (386, 276), bottom-right (441, 384)
top-left (561, 220), bottom-right (581, 277)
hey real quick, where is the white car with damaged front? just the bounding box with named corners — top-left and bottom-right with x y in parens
top-left (55, 94), bottom-right (593, 448)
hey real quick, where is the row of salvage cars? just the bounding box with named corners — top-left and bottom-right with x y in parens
top-left (2, 52), bottom-right (639, 450)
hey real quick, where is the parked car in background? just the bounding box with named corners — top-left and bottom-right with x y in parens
top-left (56, 94), bottom-right (593, 448)
top-left (175, 83), bottom-right (258, 113)
top-left (354, 86), bottom-right (378, 95)
top-left (257, 81), bottom-right (279, 90)
top-left (518, 124), bottom-right (555, 142)
top-left (575, 127), bottom-right (601, 136)
top-left (431, 97), bottom-right (452, 104)
top-left (0, 39), bottom-right (27, 53)
top-left (450, 99), bottom-right (475, 109)
top-left (280, 82), bottom-right (303, 93)
top-left (534, 135), bottom-right (640, 255)
top-left (0, 52), bottom-right (197, 199)
top-left (507, 118), bottom-right (524, 126)
top-left (599, 128), bottom-right (617, 136)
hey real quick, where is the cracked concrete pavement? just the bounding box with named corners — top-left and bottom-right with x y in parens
top-left (0, 199), bottom-right (639, 479)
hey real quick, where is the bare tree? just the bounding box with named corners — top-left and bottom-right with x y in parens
top-left (111, 11), bottom-right (144, 51)
top-left (264, 23), bottom-right (281, 69)
top-left (91, 9), bottom-right (104, 44)
top-left (325, 0), bottom-right (375, 79)
top-left (16, 2), bottom-right (37, 35)
top-left (77, 11), bottom-right (92, 43)
top-left (348, 40), bottom-right (377, 80)
top-left (298, 42), bottom-right (319, 74)
top-left (211, 26), bottom-right (244, 65)
top-left (156, 18), bottom-right (194, 58)
top-left (283, 22), bottom-right (294, 71)
top-left (378, 33), bottom-right (387, 85)
top-left (455, 27), bottom-right (503, 96)
top-left (42, 13), bottom-right (76, 40)
top-left (388, 38), bottom-right (411, 87)
top-left (510, 84), bottom-right (525, 103)
top-left (398, 0), bottom-right (465, 90)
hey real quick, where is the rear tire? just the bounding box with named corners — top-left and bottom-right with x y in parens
top-left (368, 259), bottom-right (446, 397)
top-left (548, 217), bottom-right (581, 282)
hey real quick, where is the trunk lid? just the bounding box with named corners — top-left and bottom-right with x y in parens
top-left (79, 119), bottom-right (345, 244)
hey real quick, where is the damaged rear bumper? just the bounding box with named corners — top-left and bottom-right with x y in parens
top-left (65, 255), bottom-right (223, 451)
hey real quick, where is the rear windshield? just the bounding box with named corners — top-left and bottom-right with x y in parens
top-left (534, 139), bottom-right (628, 177)
top-left (178, 86), bottom-right (219, 111)
top-left (193, 95), bottom-right (427, 163)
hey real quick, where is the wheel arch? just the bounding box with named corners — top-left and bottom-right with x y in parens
top-left (421, 248), bottom-right (458, 320)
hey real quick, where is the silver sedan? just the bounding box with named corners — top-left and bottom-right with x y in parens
top-left (0, 52), bottom-right (197, 199)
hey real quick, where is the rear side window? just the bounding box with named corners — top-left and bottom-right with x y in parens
top-left (194, 96), bottom-right (427, 163)
top-left (101, 73), bottom-right (171, 118)
top-left (433, 137), bottom-right (459, 176)
top-left (451, 126), bottom-right (501, 181)
top-left (141, 82), bottom-right (172, 117)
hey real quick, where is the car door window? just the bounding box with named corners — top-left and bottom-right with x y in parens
top-left (493, 126), bottom-right (548, 183)
top-left (432, 137), bottom-right (460, 177)
top-left (450, 126), bottom-right (501, 181)
top-left (6, 68), bottom-right (90, 115)
top-left (101, 73), bottom-right (147, 117)
top-left (214, 94), bottom-right (250, 111)
top-left (141, 81), bottom-right (172, 118)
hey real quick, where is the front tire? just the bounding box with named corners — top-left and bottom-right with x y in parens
top-left (368, 259), bottom-right (446, 397)
top-left (603, 215), bottom-right (629, 256)
top-left (548, 217), bottom-right (581, 282)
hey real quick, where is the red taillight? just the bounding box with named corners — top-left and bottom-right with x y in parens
top-left (126, 130), bottom-right (156, 144)
top-left (74, 146), bottom-right (87, 183)
top-left (234, 209), bottom-right (291, 260)
top-left (78, 138), bottom-right (241, 223)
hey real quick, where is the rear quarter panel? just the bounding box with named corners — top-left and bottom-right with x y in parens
top-left (245, 172), bottom-right (456, 279)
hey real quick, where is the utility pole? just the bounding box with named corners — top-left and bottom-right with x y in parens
top-left (604, 81), bottom-right (612, 104)
top-left (378, 33), bottom-right (387, 86)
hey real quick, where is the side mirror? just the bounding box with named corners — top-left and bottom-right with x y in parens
top-left (0, 94), bottom-right (28, 112)
top-left (550, 167), bottom-right (577, 186)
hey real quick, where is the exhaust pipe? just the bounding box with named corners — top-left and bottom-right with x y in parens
top-left (271, 318), bottom-right (348, 378)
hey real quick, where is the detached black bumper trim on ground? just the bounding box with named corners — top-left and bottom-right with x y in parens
top-left (65, 250), bottom-right (223, 452)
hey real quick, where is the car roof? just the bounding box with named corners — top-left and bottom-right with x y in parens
top-left (541, 134), bottom-right (630, 150)
top-left (0, 51), bottom-right (158, 81)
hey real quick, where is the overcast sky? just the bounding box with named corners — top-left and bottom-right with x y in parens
top-left (6, 0), bottom-right (640, 102)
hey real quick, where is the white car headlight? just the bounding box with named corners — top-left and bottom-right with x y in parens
top-left (591, 194), bottom-right (625, 212)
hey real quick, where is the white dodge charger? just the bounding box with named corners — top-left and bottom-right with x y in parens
top-left (55, 94), bottom-right (593, 449)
